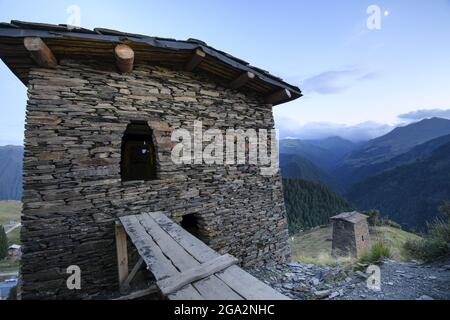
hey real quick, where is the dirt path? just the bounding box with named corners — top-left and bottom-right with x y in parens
top-left (342, 259), bottom-right (450, 300)
top-left (248, 256), bottom-right (450, 300)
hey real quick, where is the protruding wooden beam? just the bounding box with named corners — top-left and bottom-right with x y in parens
top-left (265, 89), bottom-right (292, 105)
top-left (23, 37), bottom-right (57, 68)
top-left (184, 48), bottom-right (206, 72)
top-left (229, 72), bottom-right (255, 90)
top-left (115, 44), bottom-right (134, 73)
top-left (115, 221), bottom-right (129, 286)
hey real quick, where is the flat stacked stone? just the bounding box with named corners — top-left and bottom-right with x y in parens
top-left (21, 59), bottom-right (290, 299)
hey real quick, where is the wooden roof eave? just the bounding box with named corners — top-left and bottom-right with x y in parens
top-left (0, 25), bottom-right (302, 105)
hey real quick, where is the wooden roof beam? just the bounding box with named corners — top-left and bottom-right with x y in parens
top-left (265, 89), bottom-right (292, 105)
top-left (229, 71), bottom-right (255, 90)
top-left (115, 44), bottom-right (134, 73)
top-left (23, 37), bottom-right (57, 68)
top-left (184, 48), bottom-right (205, 72)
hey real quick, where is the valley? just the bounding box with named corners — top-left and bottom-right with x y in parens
top-left (280, 117), bottom-right (450, 232)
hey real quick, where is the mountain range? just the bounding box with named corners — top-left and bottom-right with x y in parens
top-left (0, 145), bottom-right (23, 200)
top-left (280, 117), bottom-right (450, 231)
top-left (1, 117), bottom-right (450, 231)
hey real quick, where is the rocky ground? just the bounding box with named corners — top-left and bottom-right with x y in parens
top-left (249, 257), bottom-right (450, 300)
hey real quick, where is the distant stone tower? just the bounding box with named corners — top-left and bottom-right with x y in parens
top-left (331, 211), bottom-right (370, 258)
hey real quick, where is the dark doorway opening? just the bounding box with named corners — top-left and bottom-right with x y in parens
top-left (180, 214), bottom-right (201, 239)
top-left (121, 121), bottom-right (157, 181)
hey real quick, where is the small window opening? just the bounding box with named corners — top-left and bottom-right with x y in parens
top-left (362, 235), bottom-right (365, 241)
top-left (121, 122), bottom-right (157, 181)
top-left (181, 214), bottom-right (201, 239)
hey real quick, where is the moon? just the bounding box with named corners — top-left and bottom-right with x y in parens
top-left (384, 10), bottom-right (389, 16)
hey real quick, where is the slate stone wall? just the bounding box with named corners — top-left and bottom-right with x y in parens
top-left (20, 59), bottom-right (290, 299)
top-left (331, 219), bottom-right (370, 258)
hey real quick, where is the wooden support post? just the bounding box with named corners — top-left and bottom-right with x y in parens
top-left (115, 221), bottom-right (129, 286)
top-left (23, 37), bottom-right (58, 68)
top-left (229, 72), bottom-right (255, 90)
top-left (265, 88), bottom-right (292, 105)
top-left (113, 285), bottom-right (159, 300)
top-left (120, 257), bottom-right (144, 294)
top-left (114, 44), bottom-right (134, 73)
top-left (184, 48), bottom-right (206, 72)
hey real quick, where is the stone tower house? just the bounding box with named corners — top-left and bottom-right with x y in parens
top-left (331, 211), bottom-right (370, 258)
top-left (0, 21), bottom-right (302, 299)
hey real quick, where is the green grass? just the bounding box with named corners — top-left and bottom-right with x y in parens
top-left (370, 226), bottom-right (421, 260)
top-left (0, 258), bottom-right (19, 273)
top-left (404, 218), bottom-right (450, 262)
top-left (0, 201), bottom-right (22, 226)
top-left (0, 200), bottom-right (22, 246)
top-left (290, 225), bottom-right (420, 265)
top-left (359, 240), bottom-right (392, 265)
top-left (0, 201), bottom-right (22, 274)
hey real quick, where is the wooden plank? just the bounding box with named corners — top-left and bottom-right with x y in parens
top-left (157, 254), bottom-right (238, 296)
top-left (184, 48), bottom-right (205, 71)
top-left (149, 212), bottom-right (289, 300)
top-left (168, 285), bottom-right (203, 300)
top-left (114, 44), bottom-right (134, 73)
top-left (120, 257), bottom-right (144, 294)
top-left (138, 213), bottom-right (243, 299)
top-left (119, 215), bottom-right (177, 280)
top-left (23, 37), bottom-right (58, 68)
top-left (192, 276), bottom-right (243, 300)
top-left (265, 88), bottom-right (292, 105)
top-left (150, 211), bottom-right (219, 263)
top-left (115, 221), bottom-right (129, 286)
top-left (119, 215), bottom-right (203, 299)
top-left (229, 71), bottom-right (255, 90)
top-left (137, 213), bottom-right (199, 271)
top-left (217, 265), bottom-right (290, 300)
top-left (113, 285), bottom-right (159, 300)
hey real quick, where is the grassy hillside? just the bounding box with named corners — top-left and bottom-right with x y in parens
top-left (0, 201), bottom-right (22, 226)
top-left (0, 201), bottom-right (21, 246)
top-left (0, 201), bottom-right (21, 274)
top-left (290, 225), bottom-right (421, 264)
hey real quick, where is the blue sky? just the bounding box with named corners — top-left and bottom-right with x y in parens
top-left (1, 0), bottom-right (450, 144)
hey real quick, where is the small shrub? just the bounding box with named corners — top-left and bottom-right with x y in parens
top-left (429, 219), bottom-right (450, 243)
top-left (382, 219), bottom-right (402, 229)
top-left (404, 238), bottom-right (448, 262)
top-left (364, 210), bottom-right (381, 226)
top-left (359, 241), bottom-right (392, 265)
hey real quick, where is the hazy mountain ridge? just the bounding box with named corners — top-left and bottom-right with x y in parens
top-left (341, 118), bottom-right (450, 167)
top-left (279, 117), bottom-right (450, 231)
top-left (334, 118), bottom-right (450, 191)
top-left (0, 145), bottom-right (23, 200)
top-left (346, 141), bottom-right (450, 231)
top-left (279, 136), bottom-right (358, 172)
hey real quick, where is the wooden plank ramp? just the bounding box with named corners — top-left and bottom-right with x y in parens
top-left (119, 212), bottom-right (289, 300)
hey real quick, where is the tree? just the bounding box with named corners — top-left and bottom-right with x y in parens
top-left (364, 209), bottom-right (381, 226)
top-left (0, 225), bottom-right (8, 260)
